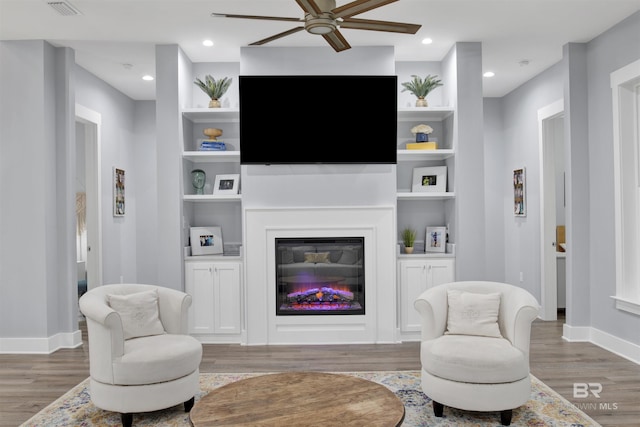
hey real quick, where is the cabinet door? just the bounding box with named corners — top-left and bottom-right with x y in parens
top-left (426, 259), bottom-right (455, 288)
top-left (212, 262), bottom-right (242, 334)
top-left (399, 260), bottom-right (429, 332)
top-left (185, 262), bottom-right (215, 334)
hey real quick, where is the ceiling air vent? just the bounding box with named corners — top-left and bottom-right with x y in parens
top-left (46, 1), bottom-right (82, 16)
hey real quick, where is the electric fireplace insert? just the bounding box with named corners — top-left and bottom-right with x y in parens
top-left (275, 237), bottom-right (365, 316)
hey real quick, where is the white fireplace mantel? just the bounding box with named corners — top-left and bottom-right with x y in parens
top-left (244, 206), bottom-right (398, 345)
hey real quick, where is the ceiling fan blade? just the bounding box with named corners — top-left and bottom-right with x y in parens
top-left (322, 29), bottom-right (351, 52)
top-left (211, 12), bottom-right (303, 23)
top-left (248, 27), bottom-right (306, 46)
top-left (332, 0), bottom-right (399, 19)
top-left (340, 17), bottom-right (421, 34)
top-left (295, 0), bottom-right (323, 17)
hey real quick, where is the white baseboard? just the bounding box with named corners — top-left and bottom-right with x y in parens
top-left (563, 323), bottom-right (640, 365)
top-left (0, 330), bottom-right (83, 354)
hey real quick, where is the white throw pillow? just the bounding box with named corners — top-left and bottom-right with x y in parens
top-left (107, 288), bottom-right (166, 340)
top-left (445, 289), bottom-right (502, 338)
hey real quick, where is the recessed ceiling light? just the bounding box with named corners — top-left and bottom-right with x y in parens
top-left (483, 71), bottom-right (495, 78)
top-left (203, 39), bottom-right (214, 47)
top-left (142, 75), bottom-right (154, 81)
top-left (421, 38), bottom-right (433, 45)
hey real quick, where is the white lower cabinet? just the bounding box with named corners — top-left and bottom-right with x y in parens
top-left (398, 257), bottom-right (455, 336)
top-left (185, 260), bottom-right (242, 341)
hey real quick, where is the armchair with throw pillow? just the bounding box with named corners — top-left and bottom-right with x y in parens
top-left (414, 281), bottom-right (540, 426)
top-left (79, 284), bottom-right (203, 427)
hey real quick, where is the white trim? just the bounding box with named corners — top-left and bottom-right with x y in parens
top-left (0, 330), bottom-right (82, 354)
top-left (611, 295), bottom-right (640, 316)
top-left (538, 99), bottom-right (564, 320)
top-left (610, 59), bottom-right (640, 312)
top-left (75, 104), bottom-right (103, 291)
top-left (563, 324), bottom-right (640, 365)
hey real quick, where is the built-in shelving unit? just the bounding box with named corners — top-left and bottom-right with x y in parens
top-left (395, 106), bottom-right (456, 257)
top-left (181, 107), bottom-right (242, 257)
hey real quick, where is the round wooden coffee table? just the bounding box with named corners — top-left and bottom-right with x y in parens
top-left (190, 372), bottom-right (405, 426)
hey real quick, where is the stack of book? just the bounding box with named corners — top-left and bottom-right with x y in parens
top-left (406, 141), bottom-right (437, 150)
top-left (199, 140), bottom-right (226, 151)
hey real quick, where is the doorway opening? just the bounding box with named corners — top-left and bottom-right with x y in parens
top-left (75, 104), bottom-right (103, 315)
top-left (538, 99), bottom-right (566, 321)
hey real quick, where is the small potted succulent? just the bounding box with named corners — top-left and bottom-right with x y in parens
top-left (194, 75), bottom-right (232, 108)
top-left (401, 74), bottom-right (443, 107)
top-left (402, 227), bottom-right (417, 254)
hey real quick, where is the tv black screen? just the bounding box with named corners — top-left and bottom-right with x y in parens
top-left (239, 75), bottom-right (397, 165)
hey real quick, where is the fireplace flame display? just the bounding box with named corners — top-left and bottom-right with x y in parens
top-left (283, 286), bottom-right (362, 311)
top-left (275, 237), bottom-right (365, 316)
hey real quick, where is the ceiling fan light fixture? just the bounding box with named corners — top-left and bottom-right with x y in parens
top-left (305, 14), bottom-right (336, 34)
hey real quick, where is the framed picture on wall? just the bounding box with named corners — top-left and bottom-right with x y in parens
top-left (113, 167), bottom-right (125, 217)
top-left (190, 226), bottom-right (224, 255)
top-left (412, 166), bottom-right (447, 193)
top-left (426, 226), bottom-right (447, 253)
top-left (514, 167), bottom-right (526, 216)
top-left (213, 174), bottom-right (240, 195)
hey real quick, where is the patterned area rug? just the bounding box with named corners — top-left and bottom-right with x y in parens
top-left (21, 371), bottom-right (600, 426)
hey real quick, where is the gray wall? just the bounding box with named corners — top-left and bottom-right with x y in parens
top-left (483, 98), bottom-right (506, 282)
top-left (0, 40), bottom-right (157, 345)
top-left (75, 66), bottom-right (140, 285)
top-left (484, 11), bottom-right (640, 345)
top-left (0, 41), bottom-right (76, 339)
top-left (585, 11), bottom-right (640, 342)
top-left (496, 62), bottom-right (564, 299)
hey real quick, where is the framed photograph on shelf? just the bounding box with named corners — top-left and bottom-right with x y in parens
top-left (190, 226), bottom-right (223, 255)
top-left (412, 166), bottom-right (447, 193)
top-left (213, 174), bottom-right (240, 195)
top-left (426, 226), bottom-right (447, 253)
top-left (513, 167), bottom-right (526, 216)
top-left (113, 167), bottom-right (125, 217)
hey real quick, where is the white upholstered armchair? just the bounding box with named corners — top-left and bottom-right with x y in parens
top-left (79, 284), bottom-right (203, 427)
top-left (414, 281), bottom-right (540, 426)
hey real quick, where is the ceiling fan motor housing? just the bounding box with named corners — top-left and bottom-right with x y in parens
top-left (305, 13), bottom-right (337, 34)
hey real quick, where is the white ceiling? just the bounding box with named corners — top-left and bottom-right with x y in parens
top-left (1, 0), bottom-right (639, 100)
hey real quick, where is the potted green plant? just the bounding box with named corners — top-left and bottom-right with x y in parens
top-left (401, 74), bottom-right (443, 107)
top-left (402, 227), bottom-right (417, 254)
top-left (194, 75), bottom-right (232, 108)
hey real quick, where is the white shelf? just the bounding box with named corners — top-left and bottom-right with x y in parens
top-left (397, 107), bottom-right (455, 122)
top-left (182, 108), bottom-right (239, 123)
top-left (397, 149), bottom-right (454, 161)
top-left (183, 194), bottom-right (242, 202)
top-left (397, 192), bottom-right (455, 200)
top-left (183, 151), bottom-right (240, 162)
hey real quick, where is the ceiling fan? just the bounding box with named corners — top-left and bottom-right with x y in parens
top-left (212, 0), bottom-right (421, 52)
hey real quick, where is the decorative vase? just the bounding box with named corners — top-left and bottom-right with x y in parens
top-left (416, 133), bottom-right (429, 142)
top-left (209, 98), bottom-right (221, 108)
top-left (191, 169), bottom-right (206, 195)
top-left (415, 97), bottom-right (428, 107)
top-left (405, 246), bottom-right (414, 254)
top-left (203, 128), bottom-right (223, 140)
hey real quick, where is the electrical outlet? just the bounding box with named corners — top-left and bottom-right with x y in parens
top-left (519, 272), bottom-right (524, 282)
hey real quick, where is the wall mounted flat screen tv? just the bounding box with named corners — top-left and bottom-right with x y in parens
top-left (239, 75), bottom-right (397, 165)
